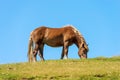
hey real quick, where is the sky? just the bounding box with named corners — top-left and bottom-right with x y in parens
top-left (0, 0), bottom-right (120, 64)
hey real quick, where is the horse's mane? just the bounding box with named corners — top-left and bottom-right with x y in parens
top-left (63, 25), bottom-right (82, 37)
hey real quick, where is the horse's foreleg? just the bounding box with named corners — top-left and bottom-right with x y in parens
top-left (38, 44), bottom-right (45, 61)
top-left (61, 41), bottom-right (69, 59)
top-left (33, 43), bottom-right (39, 62)
top-left (61, 47), bottom-right (64, 59)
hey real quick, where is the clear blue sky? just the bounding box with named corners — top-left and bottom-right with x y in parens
top-left (0, 0), bottom-right (120, 64)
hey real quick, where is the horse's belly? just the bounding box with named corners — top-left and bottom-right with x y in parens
top-left (43, 37), bottom-right (63, 47)
top-left (45, 40), bottom-right (63, 47)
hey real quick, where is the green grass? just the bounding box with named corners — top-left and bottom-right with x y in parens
top-left (0, 57), bottom-right (120, 80)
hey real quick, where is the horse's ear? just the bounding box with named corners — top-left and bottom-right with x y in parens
top-left (81, 43), bottom-right (88, 49)
top-left (80, 43), bottom-right (84, 48)
top-left (83, 43), bottom-right (89, 51)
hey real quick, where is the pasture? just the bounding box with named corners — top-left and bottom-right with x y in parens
top-left (0, 57), bottom-right (120, 80)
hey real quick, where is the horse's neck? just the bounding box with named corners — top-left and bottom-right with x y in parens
top-left (74, 36), bottom-right (80, 48)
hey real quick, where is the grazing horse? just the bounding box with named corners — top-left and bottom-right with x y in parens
top-left (28, 25), bottom-right (89, 62)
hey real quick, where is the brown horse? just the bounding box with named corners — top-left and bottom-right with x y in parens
top-left (28, 25), bottom-right (89, 62)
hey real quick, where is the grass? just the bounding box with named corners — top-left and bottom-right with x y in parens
top-left (0, 57), bottom-right (120, 80)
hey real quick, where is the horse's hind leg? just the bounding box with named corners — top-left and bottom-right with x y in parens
top-left (33, 43), bottom-right (39, 62)
top-left (38, 43), bottom-right (45, 61)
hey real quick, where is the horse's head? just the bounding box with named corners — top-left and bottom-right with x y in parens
top-left (79, 42), bottom-right (89, 59)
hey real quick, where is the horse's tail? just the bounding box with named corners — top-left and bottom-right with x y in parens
top-left (27, 32), bottom-right (33, 62)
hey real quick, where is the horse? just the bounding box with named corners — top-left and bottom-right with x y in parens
top-left (27, 25), bottom-right (89, 62)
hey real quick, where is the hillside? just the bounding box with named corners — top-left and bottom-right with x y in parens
top-left (0, 57), bottom-right (120, 80)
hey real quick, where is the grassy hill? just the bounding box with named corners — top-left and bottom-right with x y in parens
top-left (0, 57), bottom-right (120, 80)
